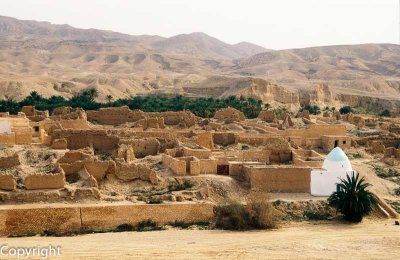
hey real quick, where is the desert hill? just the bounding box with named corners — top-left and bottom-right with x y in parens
top-left (0, 15), bottom-right (399, 111)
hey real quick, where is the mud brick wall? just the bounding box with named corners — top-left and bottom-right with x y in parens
top-left (213, 132), bottom-right (237, 146)
top-left (244, 165), bottom-right (311, 192)
top-left (52, 129), bottom-right (119, 152)
top-left (214, 107), bottom-right (245, 123)
top-left (285, 124), bottom-right (346, 139)
top-left (321, 135), bottom-right (351, 151)
top-left (162, 154), bottom-right (186, 175)
top-left (0, 133), bottom-right (15, 145)
top-left (0, 203), bottom-right (215, 236)
top-left (191, 132), bottom-right (214, 149)
top-left (183, 147), bottom-right (211, 159)
top-left (14, 129), bottom-right (32, 145)
top-left (120, 138), bottom-right (160, 158)
top-left (24, 173), bottom-right (65, 190)
top-left (0, 154), bottom-right (20, 169)
top-left (0, 174), bottom-right (16, 191)
top-left (81, 203), bottom-right (215, 230)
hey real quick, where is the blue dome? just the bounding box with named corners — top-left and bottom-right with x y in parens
top-left (325, 147), bottom-right (349, 162)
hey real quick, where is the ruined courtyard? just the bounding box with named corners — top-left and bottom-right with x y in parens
top-left (0, 104), bottom-right (399, 235)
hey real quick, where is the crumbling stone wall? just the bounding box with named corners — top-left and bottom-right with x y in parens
top-left (238, 149), bottom-right (271, 163)
top-left (87, 107), bottom-right (199, 127)
top-left (120, 138), bottom-right (160, 158)
top-left (24, 172), bottom-right (65, 190)
top-left (388, 124), bottom-right (400, 134)
top-left (0, 153), bottom-right (20, 169)
top-left (0, 174), bottom-right (16, 191)
top-left (183, 147), bottom-right (211, 159)
top-left (162, 154), bottom-right (186, 175)
top-left (213, 132), bottom-right (238, 146)
top-left (0, 133), bottom-right (15, 145)
top-left (203, 121), bottom-right (223, 131)
top-left (189, 158), bottom-right (218, 175)
top-left (58, 150), bottom-right (111, 182)
top-left (321, 135), bottom-right (351, 151)
top-left (383, 147), bottom-right (400, 166)
top-left (113, 160), bottom-right (158, 184)
top-left (343, 113), bottom-right (366, 128)
top-left (214, 107), bottom-right (246, 123)
top-left (236, 135), bottom-right (292, 163)
top-left (137, 117), bottom-right (165, 130)
top-left (258, 110), bottom-right (276, 122)
top-left (285, 124), bottom-right (347, 139)
top-left (150, 110), bottom-right (199, 127)
top-left (52, 129), bottom-right (119, 152)
top-left (87, 106), bottom-right (144, 125)
top-left (51, 138), bottom-right (68, 149)
top-left (116, 144), bottom-right (135, 162)
top-left (228, 161), bottom-right (265, 181)
top-left (191, 132), bottom-right (214, 149)
top-left (21, 106), bottom-right (49, 122)
top-left (52, 107), bottom-right (87, 120)
top-left (84, 160), bottom-right (110, 181)
top-left (292, 149), bottom-right (323, 168)
top-left (367, 140), bottom-right (386, 154)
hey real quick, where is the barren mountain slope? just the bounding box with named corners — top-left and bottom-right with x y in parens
top-left (0, 15), bottom-right (399, 109)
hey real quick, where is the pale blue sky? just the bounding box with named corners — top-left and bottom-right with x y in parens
top-left (0, 0), bottom-right (398, 49)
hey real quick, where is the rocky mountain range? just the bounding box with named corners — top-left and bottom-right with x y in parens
top-left (0, 15), bottom-right (399, 111)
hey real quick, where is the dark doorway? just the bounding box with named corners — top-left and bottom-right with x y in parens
top-left (34, 126), bottom-right (39, 132)
top-left (217, 165), bottom-right (229, 175)
top-left (334, 140), bottom-right (339, 147)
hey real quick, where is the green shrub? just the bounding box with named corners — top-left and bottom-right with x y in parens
top-left (339, 106), bottom-right (353, 115)
top-left (146, 199), bottom-right (163, 204)
top-left (328, 172), bottom-right (378, 222)
top-left (300, 105), bottom-right (321, 115)
top-left (351, 153), bottom-right (363, 159)
top-left (170, 220), bottom-right (191, 229)
top-left (168, 179), bottom-right (193, 191)
top-left (303, 210), bottom-right (331, 220)
top-left (379, 109), bottom-right (391, 117)
top-left (135, 220), bottom-right (164, 232)
top-left (116, 224), bottom-right (134, 232)
top-left (371, 164), bottom-right (400, 179)
top-left (394, 188), bottom-right (400, 196)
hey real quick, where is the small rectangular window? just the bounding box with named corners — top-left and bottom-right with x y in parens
top-left (343, 141), bottom-right (346, 144)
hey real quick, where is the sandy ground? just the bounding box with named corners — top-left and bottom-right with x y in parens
top-left (1, 220), bottom-right (399, 260)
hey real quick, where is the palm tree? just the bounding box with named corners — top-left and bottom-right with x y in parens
top-left (264, 103), bottom-right (272, 111)
top-left (328, 172), bottom-right (378, 223)
top-left (106, 95), bottom-right (113, 104)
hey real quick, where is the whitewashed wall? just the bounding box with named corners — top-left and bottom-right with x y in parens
top-left (311, 170), bottom-right (356, 196)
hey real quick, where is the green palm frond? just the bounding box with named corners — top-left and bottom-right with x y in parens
top-left (328, 172), bottom-right (378, 222)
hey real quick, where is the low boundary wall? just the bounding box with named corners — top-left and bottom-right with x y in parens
top-left (0, 202), bottom-right (215, 236)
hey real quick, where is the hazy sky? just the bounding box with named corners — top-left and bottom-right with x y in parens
top-left (0, 0), bottom-right (398, 49)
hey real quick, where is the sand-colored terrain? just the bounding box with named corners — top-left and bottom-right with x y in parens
top-left (2, 220), bottom-right (399, 259)
top-left (0, 15), bottom-right (400, 107)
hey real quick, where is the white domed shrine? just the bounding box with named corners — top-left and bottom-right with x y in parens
top-left (311, 147), bottom-right (355, 196)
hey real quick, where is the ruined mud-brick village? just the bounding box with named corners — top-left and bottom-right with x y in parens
top-left (0, 100), bottom-right (399, 236)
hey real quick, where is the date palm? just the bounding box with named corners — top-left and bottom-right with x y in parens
top-left (328, 172), bottom-right (378, 222)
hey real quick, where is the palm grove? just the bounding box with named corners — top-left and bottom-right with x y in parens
top-left (0, 89), bottom-right (263, 119)
top-left (0, 88), bottom-right (393, 119)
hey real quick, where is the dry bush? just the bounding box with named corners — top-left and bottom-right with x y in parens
top-left (214, 198), bottom-right (249, 230)
top-left (246, 192), bottom-right (280, 229)
top-left (214, 192), bottom-right (280, 230)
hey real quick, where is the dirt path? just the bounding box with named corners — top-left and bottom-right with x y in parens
top-left (2, 220), bottom-right (399, 259)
